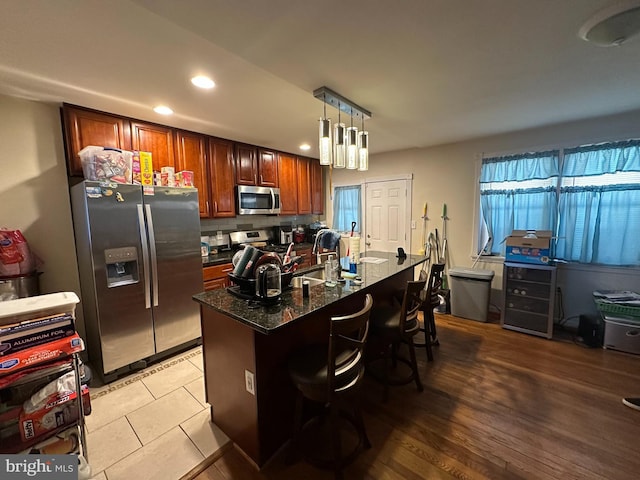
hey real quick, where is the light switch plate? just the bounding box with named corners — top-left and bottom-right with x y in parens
top-left (245, 369), bottom-right (255, 395)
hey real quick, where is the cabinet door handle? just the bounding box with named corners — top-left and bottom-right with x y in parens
top-left (214, 201), bottom-right (218, 212)
top-left (260, 174), bottom-right (263, 184)
top-left (255, 174), bottom-right (257, 184)
top-left (206, 200), bottom-right (209, 212)
top-left (222, 267), bottom-right (233, 273)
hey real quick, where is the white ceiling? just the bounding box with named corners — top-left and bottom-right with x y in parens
top-left (2, 0), bottom-right (640, 159)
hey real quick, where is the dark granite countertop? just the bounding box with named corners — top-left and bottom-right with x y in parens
top-left (193, 251), bottom-right (427, 334)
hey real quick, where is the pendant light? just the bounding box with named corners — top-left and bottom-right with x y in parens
top-left (333, 102), bottom-right (346, 169)
top-left (358, 115), bottom-right (369, 171)
top-left (313, 87), bottom-right (371, 171)
top-left (346, 109), bottom-right (358, 169)
top-left (318, 94), bottom-right (332, 166)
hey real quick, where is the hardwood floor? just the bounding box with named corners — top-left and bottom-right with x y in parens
top-left (191, 314), bottom-right (640, 480)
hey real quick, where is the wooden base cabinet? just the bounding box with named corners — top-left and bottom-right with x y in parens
top-left (203, 263), bottom-right (233, 291)
top-left (502, 262), bottom-right (557, 339)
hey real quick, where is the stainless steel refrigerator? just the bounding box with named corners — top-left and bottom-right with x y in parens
top-left (71, 181), bottom-right (202, 381)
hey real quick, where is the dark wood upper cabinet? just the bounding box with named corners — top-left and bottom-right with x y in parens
top-left (278, 154), bottom-right (298, 215)
top-left (258, 149), bottom-right (278, 187)
top-left (62, 104), bottom-right (131, 176)
top-left (175, 130), bottom-right (209, 218)
top-left (235, 143), bottom-right (258, 186)
top-left (296, 157), bottom-right (312, 215)
top-left (310, 158), bottom-right (324, 215)
top-left (209, 138), bottom-right (236, 218)
top-left (131, 121), bottom-right (175, 171)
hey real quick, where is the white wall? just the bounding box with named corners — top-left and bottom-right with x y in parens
top-left (0, 94), bottom-right (85, 335)
top-left (3, 92), bottom-right (639, 327)
top-left (332, 108), bottom-right (640, 320)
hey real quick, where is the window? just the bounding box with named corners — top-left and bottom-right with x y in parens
top-left (332, 185), bottom-right (361, 233)
top-left (556, 141), bottom-right (640, 265)
top-left (480, 151), bottom-right (559, 255)
top-left (480, 140), bottom-right (640, 266)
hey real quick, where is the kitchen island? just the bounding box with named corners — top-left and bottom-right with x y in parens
top-left (192, 251), bottom-right (428, 467)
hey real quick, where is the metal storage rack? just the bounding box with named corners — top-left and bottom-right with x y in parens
top-left (502, 262), bottom-right (557, 338)
top-left (0, 293), bottom-right (89, 464)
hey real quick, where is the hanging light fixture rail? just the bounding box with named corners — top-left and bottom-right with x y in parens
top-left (313, 86), bottom-right (372, 121)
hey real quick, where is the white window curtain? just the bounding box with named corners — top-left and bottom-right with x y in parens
top-left (332, 185), bottom-right (361, 233)
top-left (556, 140), bottom-right (640, 265)
top-left (480, 151), bottom-right (559, 255)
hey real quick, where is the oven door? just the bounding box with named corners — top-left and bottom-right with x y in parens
top-left (237, 186), bottom-right (281, 214)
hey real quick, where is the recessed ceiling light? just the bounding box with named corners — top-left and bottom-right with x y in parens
top-left (153, 105), bottom-right (173, 115)
top-left (191, 75), bottom-right (215, 89)
top-left (299, 144), bottom-right (311, 151)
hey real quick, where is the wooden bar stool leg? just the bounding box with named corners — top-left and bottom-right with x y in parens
top-left (408, 338), bottom-right (423, 392)
top-left (422, 313), bottom-right (434, 361)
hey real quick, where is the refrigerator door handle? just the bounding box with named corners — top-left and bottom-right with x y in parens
top-left (145, 204), bottom-right (160, 307)
top-left (137, 204), bottom-right (151, 309)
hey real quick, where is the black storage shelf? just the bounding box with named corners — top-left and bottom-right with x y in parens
top-left (502, 262), bottom-right (557, 339)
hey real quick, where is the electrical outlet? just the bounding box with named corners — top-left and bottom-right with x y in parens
top-left (245, 369), bottom-right (255, 395)
top-left (411, 220), bottom-right (417, 229)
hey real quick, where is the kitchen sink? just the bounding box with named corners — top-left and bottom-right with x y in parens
top-left (291, 275), bottom-right (325, 288)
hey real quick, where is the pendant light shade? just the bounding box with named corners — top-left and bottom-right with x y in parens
top-left (346, 126), bottom-right (358, 169)
top-left (358, 130), bottom-right (369, 171)
top-left (313, 87), bottom-right (371, 172)
top-left (334, 122), bottom-right (346, 168)
top-left (318, 117), bottom-right (332, 166)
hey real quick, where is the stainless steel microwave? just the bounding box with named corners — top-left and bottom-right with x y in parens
top-left (237, 185), bottom-right (281, 215)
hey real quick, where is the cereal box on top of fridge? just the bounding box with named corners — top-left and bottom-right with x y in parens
top-left (139, 151), bottom-right (153, 186)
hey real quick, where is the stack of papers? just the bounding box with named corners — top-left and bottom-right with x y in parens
top-left (359, 257), bottom-right (388, 264)
top-left (593, 290), bottom-right (640, 306)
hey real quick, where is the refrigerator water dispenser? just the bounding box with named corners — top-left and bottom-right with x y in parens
top-left (105, 247), bottom-right (139, 287)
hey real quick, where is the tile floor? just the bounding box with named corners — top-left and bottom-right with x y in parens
top-left (85, 346), bottom-right (229, 480)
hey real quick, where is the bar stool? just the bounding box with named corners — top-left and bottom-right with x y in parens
top-left (287, 294), bottom-right (373, 479)
top-left (368, 279), bottom-right (426, 401)
top-left (414, 263), bottom-right (445, 361)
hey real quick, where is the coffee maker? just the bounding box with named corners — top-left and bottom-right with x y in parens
top-left (274, 225), bottom-right (293, 245)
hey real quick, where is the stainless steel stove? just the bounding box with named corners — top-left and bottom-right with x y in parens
top-left (229, 230), bottom-right (288, 257)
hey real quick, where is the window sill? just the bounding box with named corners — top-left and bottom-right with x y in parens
top-left (469, 254), bottom-right (505, 264)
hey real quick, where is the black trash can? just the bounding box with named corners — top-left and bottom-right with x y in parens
top-left (0, 272), bottom-right (41, 301)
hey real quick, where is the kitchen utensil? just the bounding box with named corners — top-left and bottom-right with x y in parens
top-left (254, 252), bottom-right (282, 269)
top-left (255, 263), bottom-right (282, 305)
top-left (281, 255), bottom-right (303, 273)
top-left (283, 242), bottom-right (294, 265)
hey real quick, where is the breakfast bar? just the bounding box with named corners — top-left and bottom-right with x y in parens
top-left (192, 251), bottom-right (428, 467)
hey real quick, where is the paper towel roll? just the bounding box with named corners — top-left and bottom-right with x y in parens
top-left (349, 237), bottom-right (361, 263)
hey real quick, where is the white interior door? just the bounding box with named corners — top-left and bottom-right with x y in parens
top-left (364, 179), bottom-right (411, 253)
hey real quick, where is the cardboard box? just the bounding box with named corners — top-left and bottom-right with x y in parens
top-left (0, 313), bottom-right (75, 356)
top-left (139, 151), bottom-right (154, 186)
top-left (505, 230), bottom-right (552, 265)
